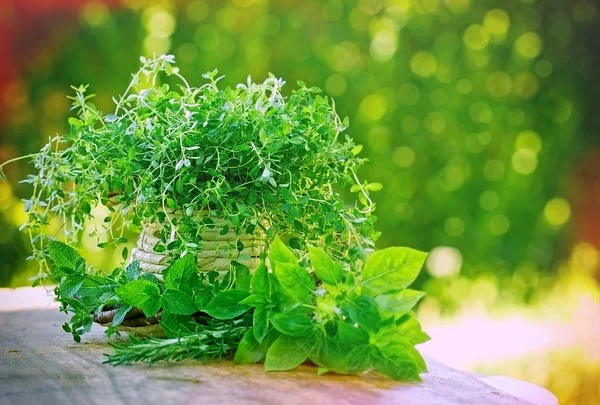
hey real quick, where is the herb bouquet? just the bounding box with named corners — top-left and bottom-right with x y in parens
top-left (2, 55), bottom-right (430, 381)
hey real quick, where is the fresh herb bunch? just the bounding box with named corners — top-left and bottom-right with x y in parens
top-left (47, 237), bottom-right (430, 381)
top-left (2, 54), bottom-right (381, 281)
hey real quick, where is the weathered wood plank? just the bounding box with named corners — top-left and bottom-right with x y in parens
top-left (0, 308), bottom-right (533, 405)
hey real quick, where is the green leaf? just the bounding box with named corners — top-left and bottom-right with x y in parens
top-left (271, 291), bottom-right (301, 313)
top-left (115, 279), bottom-right (161, 317)
top-left (160, 289), bottom-right (197, 315)
top-left (203, 290), bottom-right (251, 320)
top-left (308, 246), bottom-right (344, 285)
top-left (235, 274), bottom-right (252, 291)
top-left (272, 262), bottom-right (315, 305)
top-left (195, 288), bottom-right (214, 311)
top-left (344, 296), bottom-right (381, 333)
top-left (234, 327), bottom-right (280, 365)
top-left (336, 321), bottom-right (370, 346)
top-left (376, 289), bottom-right (425, 314)
top-left (395, 313), bottom-right (431, 345)
top-left (361, 247), bottom-right (428, 295)
top-left (264, 334), bottom-right (314, 371)
top-left (240, 294), bottom-right (266, 307)
top-left (269, 237), bottom-right (297, 270)
top-left (60, 274), bottom-right (85, 298)
top-left (270, 313), bottom-right (314, 337)
top-left (163, 254), bottom-right (196, 292)
top-left (251, 262), bottom-right (270, 296)
top-left (112, 305), bottom-right (133, 327)
top-left (373, 343), bottom-right (421, 381)
top-left (366, 182), bottom-right (383, 191)
top-left (125, 261), bottom-right (141, 281)
top-left (309, 337), bottom-right (352, 374)
top-left (386, 335), bottom-right (428, 373)
top-left (347, 345), bottom-right (372, 373)
top-left (253, 306), bottom-right (269, 344)
top-left (160, 312), bottom-right (194, 338)
top-left (47, 241), bottom-right (81, 272)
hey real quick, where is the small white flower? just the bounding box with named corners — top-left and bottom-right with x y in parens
top-left (315, 287), bottom-right (326, 297)
top-left (259, 167), bottom-right (271, 182)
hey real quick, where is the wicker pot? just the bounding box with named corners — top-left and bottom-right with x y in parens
top-left (131, 222), bottom-right (264, 279)
top-left (95, 214), bottom-right (267, 336)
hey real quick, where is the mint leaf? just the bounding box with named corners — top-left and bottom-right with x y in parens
top-left (376, 289), bottom-right (425, 314)
top-left (251, 262), bottom-right (270, 296)
top-left (272, 262), bottom-right (315, 305)
top-left (270, 313), bottom-right (314, 337)
top-left (343, 295), bottom-right (381, 333)
top-left (234, 327), bottom-right (280, 365)
top-left (163, 253), bottom-right (196, 292)
top-left (160, 312), bottom-right (193, 338)
top-left (253, 306), bottom-right (269, 344)
top-left (112, 305), bottom-right (133, 327)
top-left (125, 261), bottom-right (141, 281)
top-left (160, 289), bottom-right (197, 315)
top-left (116, 279), bottom-right (161, 317)
top-left (361, 247), bottom-right (427, 295)
top-left (60, 274), bottom-right (85, 298)
top-left (48, 241), bottom-right (81, 272)
top-left (264, 334), bottom-right (313, 371)
top-left (203, 290), bottom-right (251, 319)
top-left (308, 246), bottom-right (344, 285)
top-left (269, 237), bottom-right (297, 270)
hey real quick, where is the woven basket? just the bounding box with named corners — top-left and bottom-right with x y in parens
top-left (131, 222), bottom-right (264, 278)
top-left (95, 213), bottom-right (267, 337)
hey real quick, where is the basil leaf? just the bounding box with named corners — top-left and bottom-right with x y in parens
top-left (253, 306), bottom-right (269, 344)
top-left (376, 289), bottom-right (425, 314)
top-left (203, 290), bottom-right (251, 319)
top-left (251, 262), bottom-right (270, 296)
top-left (343, 295), bottom-right (381, 333)
top-left (264, 334), bottom-right (314, 371)
top-left (234, 327), bottom-right (280, 365)
top-left (373, 344), bottom-right (421, 382)
top-left (270, 313), bottom-right (314, 337)
top-left (361, 247), bottom-right (427, 295)
top-left (336, 321), bottom-right (369, 346)
top-left (395, 313), bottom-right (431, 345)
top-left (269, 237), bottom-right (297, 270)
top-left (272, 262), bottom-right (315, 305)
top-left (308, 246), bottom-right (344, 285)
top-left (240, 294), bottom-right (266, 307)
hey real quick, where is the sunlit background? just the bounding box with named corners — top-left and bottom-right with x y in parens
top-left (0, 0), bottom-right (598, 403)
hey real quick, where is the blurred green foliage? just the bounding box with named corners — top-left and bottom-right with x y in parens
top-left (1, 0), bottom-right (598, 290)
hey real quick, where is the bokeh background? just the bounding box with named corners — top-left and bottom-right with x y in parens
top-left (0, 0), bottom-right (598, 403)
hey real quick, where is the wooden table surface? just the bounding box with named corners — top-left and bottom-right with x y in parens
top-left (0, 290), bottom-right (554, 405)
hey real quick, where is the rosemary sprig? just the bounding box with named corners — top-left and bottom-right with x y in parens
top-left (105, 320), bottom-right (250, 366)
